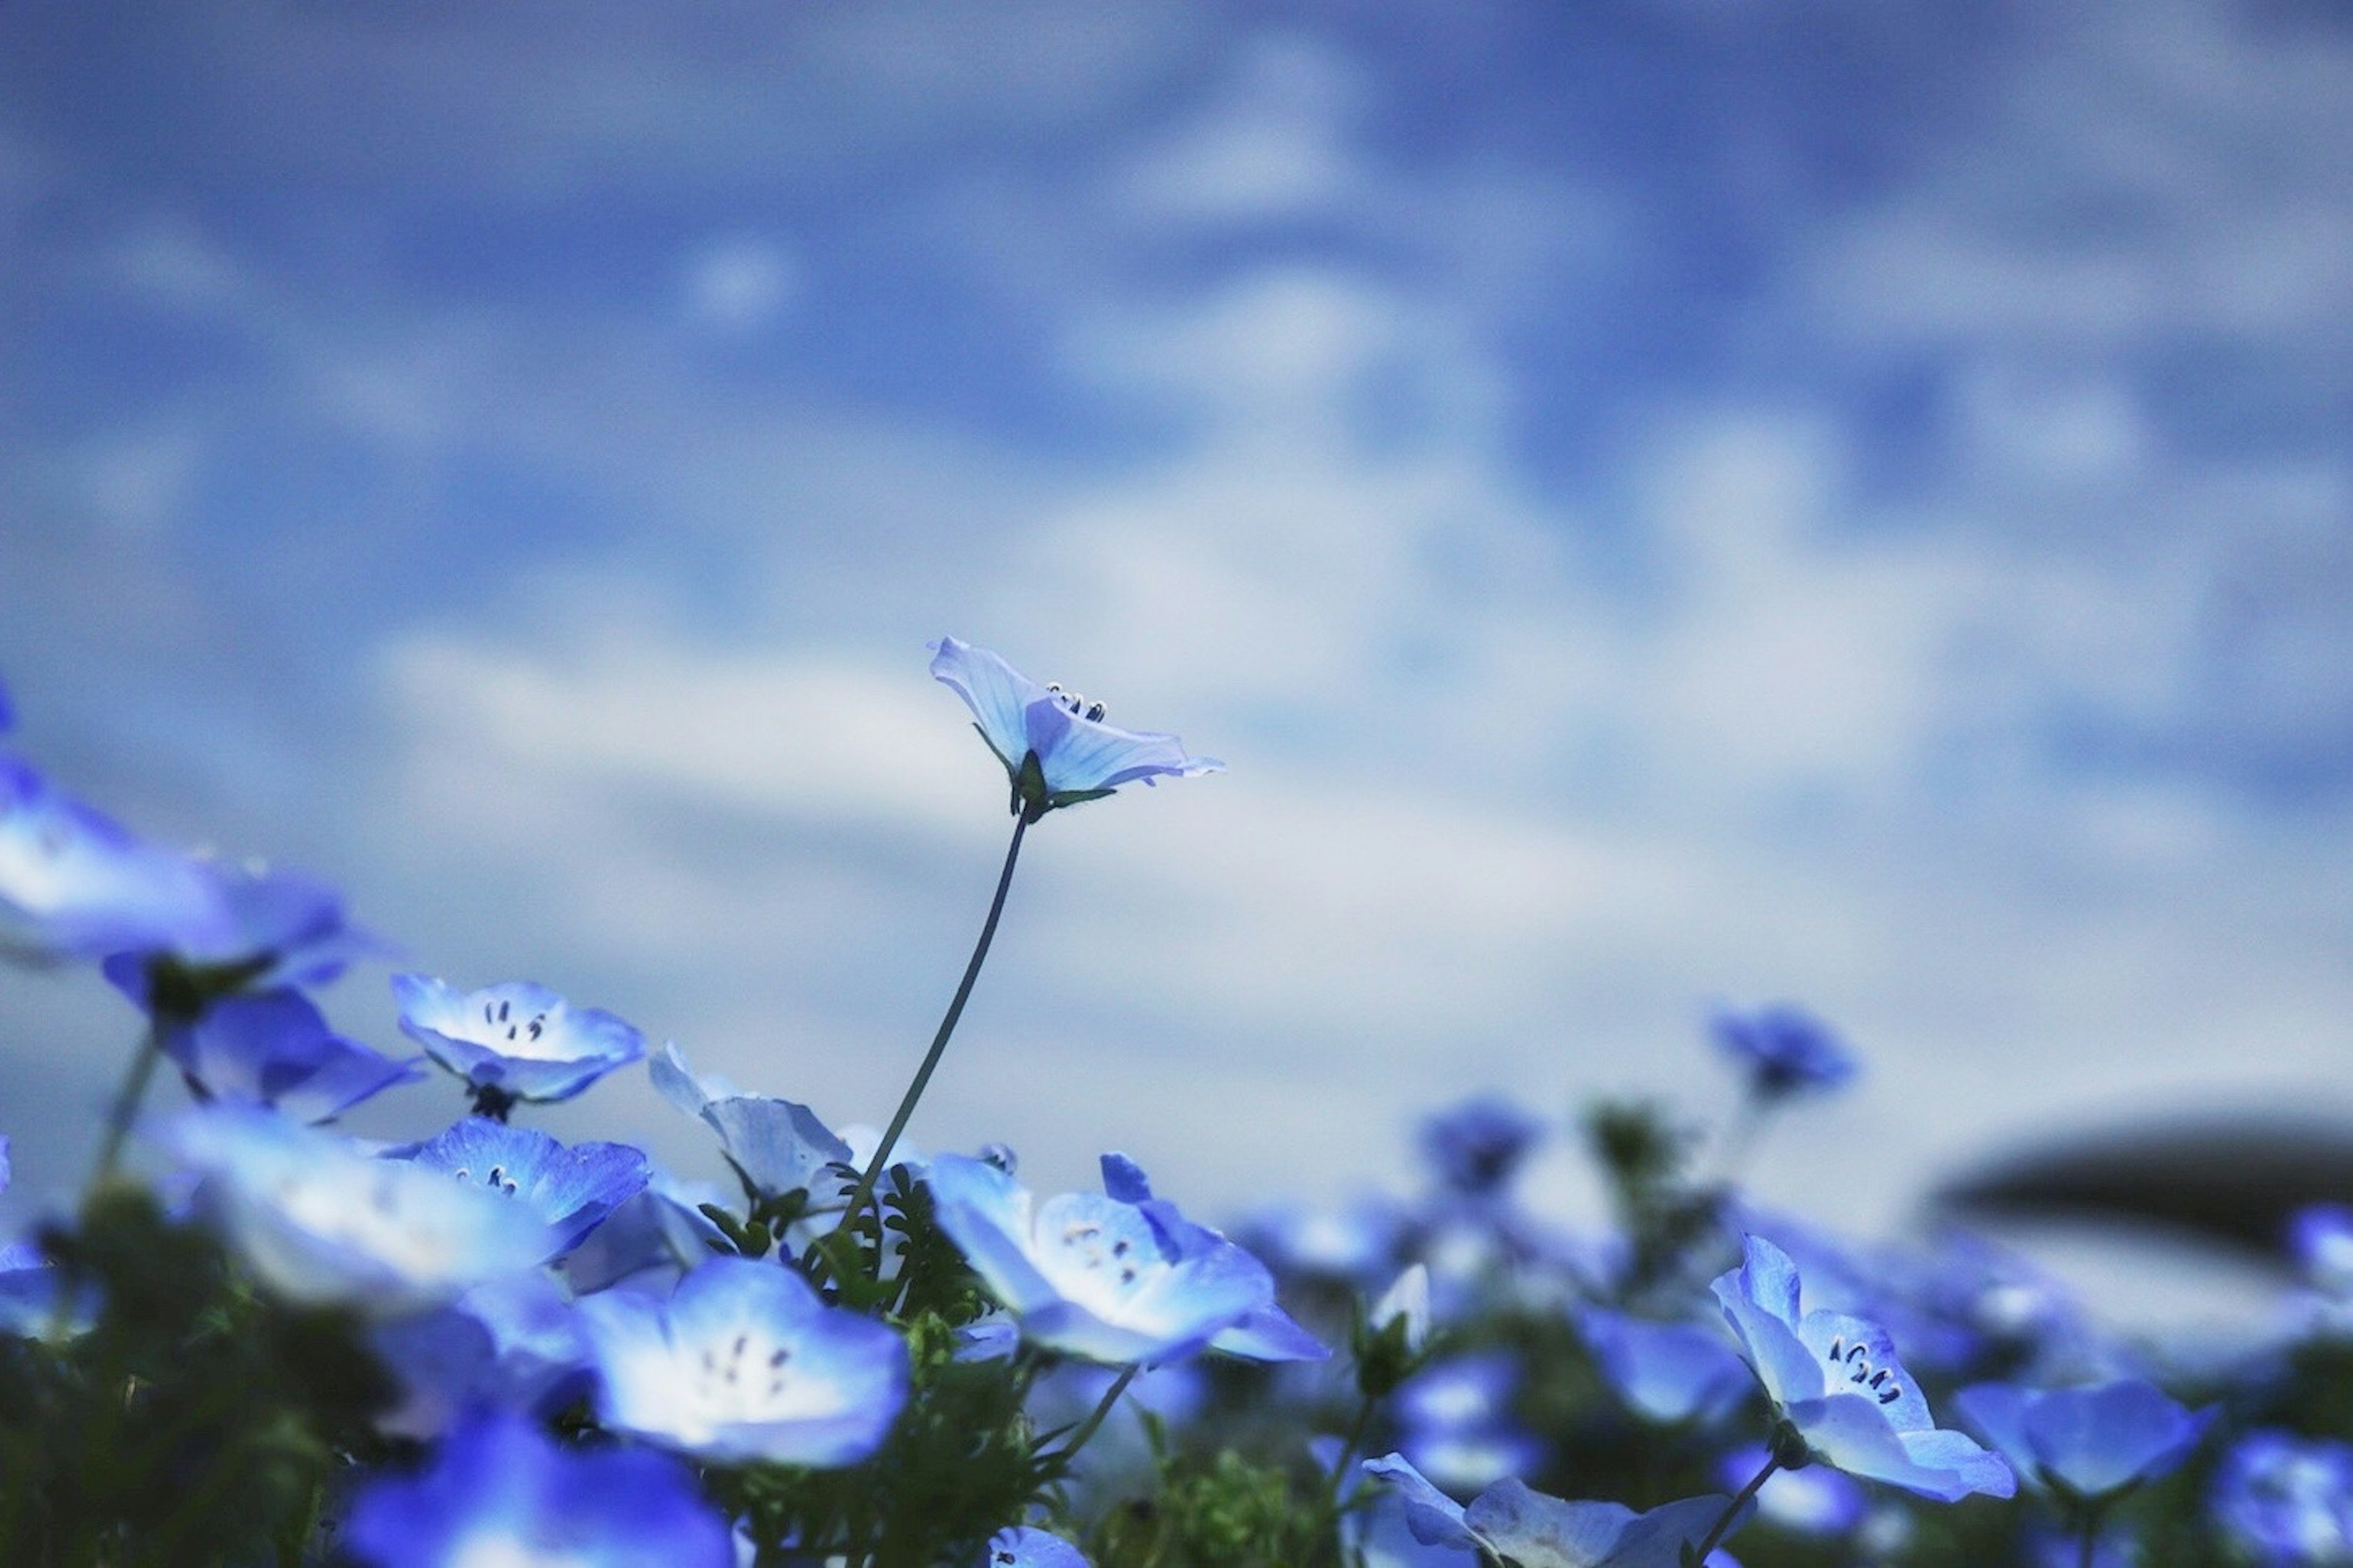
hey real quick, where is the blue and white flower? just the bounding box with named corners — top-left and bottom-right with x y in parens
top-left (344, 1406), bottom-right (733, 1568)
top-left (104, 860), bottom-right (384, 1007)
top-left (929, 637), bottom-right (1221, 820)
top-left (0, 757), bottom-right (225, 960)
top-left (2213, 1430), bottom-right (2353, 1566)
top-left (1579, 1306), bottom-right (1751, 1426)
top-left (925, 1151), bottom-right (1322, 1368)
top-left (1712, 1004), bottom-right (1858, 1099)
top-left (395, 1117), bottom-right (650, 1258)
top-left (1711, 1233), bottom-right (2014, 1502)
top-left (577, 1255), bottom-right (907, 1466)
top-left (1362, 1452), bottom-right (1744, 1568)
top-left (980, 1526), bottom-right (1091, 1567)
top-left (164, 1104), bottom-right (557, 1312)
top-left (165, 988), bottom-right (422, 1123)
top-left (650, 1040), bottom-right (854, 1205)
top-left (1955, 1377), bottom-right (2212, 1507)
top-left (1419, 1094), bottom-right (1545, 1199)
top-left (395, 974), bottom-right (646, 1109)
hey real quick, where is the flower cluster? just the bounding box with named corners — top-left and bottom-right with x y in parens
top-left (0, 642), bottom-right (2333, 1568)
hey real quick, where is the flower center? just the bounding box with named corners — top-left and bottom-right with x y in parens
top-left (1824, 1335), bottom-right (1903, 1405)
top-left (480, 997), bottom-right (548, 1047)
top-left (1045, 683), bottom-right (1107, 723)
top-left (692, 1328), bottom-right (798, 1422)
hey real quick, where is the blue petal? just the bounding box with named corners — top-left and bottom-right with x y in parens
top-left (979, 1526), bottom-right (1091, 1567)
top-left (1362, 1453), bottom-right (1478, 1549)
top-left (930, 637), bottom-right (1044, 773)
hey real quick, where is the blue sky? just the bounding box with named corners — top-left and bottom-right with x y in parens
top-left (3, 1), bottom-right (2349, 1310)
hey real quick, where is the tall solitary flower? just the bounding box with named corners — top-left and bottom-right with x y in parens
top-left (1711, 1233), bottom-right (2013, 1502)
top-left (929, 637), bottom-right (1221, 820)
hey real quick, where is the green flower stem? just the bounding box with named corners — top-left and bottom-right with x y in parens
top-left (1321, 1392), bottom-right (1380, 1520)
top-left (1690, 1450), bottom-right (1778, 1564)
top-left (837, 812), bottom-right (1029, 1260)
top-left (1048, 1364), bottom-right (1139, 1466)
top-left (86, 1016), bottom-right (167, 1200)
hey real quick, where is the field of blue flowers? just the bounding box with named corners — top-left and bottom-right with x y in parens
top-left (1, 640), bottom-right (2346, 1567)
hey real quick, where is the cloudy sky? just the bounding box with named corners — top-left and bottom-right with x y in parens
top-left (2, 1), bottom-right (2348, 1310)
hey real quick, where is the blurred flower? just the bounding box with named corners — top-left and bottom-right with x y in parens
top-left (164, 1103), bottom-right (556, 1313)
top-left (395, 974), bottom-right (646, 1112)
top-left (1711, 1004), bottom-right (1858, 1100)
top-left (1394, 1350), bottom-right (1545, 1493)
top-left (394, 1117), bottom-right (650, 1258)
top-left (2213, 1431), bottom-right (2353, 1566)
top-left (344, 1406), bottom-right (732, 1568)
top-left (0, 757), bottom-right (224, 960)
top-left (1419, 1094), bottom-right (1544, 1199)
top-left (650, 1040), bottom-right (854, 1204)
top-left (1954, 1377), bottom-right (2213, 1507)
top-left (0, 1137), bottom-right (95, 1338)
top-left (105, 860), bottom-right (382, 1009)
top-left (2294, 1205), bottom-right (2353, 1296)
top-left (1716, 1444), bottom-right (1866, 1536)
top-left (371, 1270), bottom-right (591, 1439)
top-left (981, 1527), bottom-right (1091, 1567)
top-left (925, 1151), bottom-right (1322, 1367)
top-left (164, 988), bottom-right (422, 1123)
top-left (929, 636), bottom-right (1221, 820)
top-left (1578, 1306), bottom-right (1751, 1426)
top-left (1362, 1453), bottom-right (1743, 1567)
top-left (577, 1255), bottom-right (907, 1466)
top-left (1711, 1233), bottom-right (2014, 1502)
top-left (1374, 1263), bottom-right (1433, 1354)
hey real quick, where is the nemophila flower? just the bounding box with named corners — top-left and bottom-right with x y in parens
top-left (373, 1272), bottom-right (593, 1438)
top-left (1712, 1004), bottom-right (1858, 1099)
top-left (925, 1151), bottom-right (1324, 1367)
top-left (576, 1254), bottom-right (907, 1466)
top-left (105, 860), bottom-right (382, 1010)
top-left (164, 988), bottom-right (423, 1123)
top-left (0, 757), bottom-right (225, 960)
top-left (164, 1103), bottom-right (557, 1312)
top-left (394, 1117), bottom-right (650, 1258)
top-left (1419, 1093), bottom-right (1545, 1199)
top-left (1578, 1306), bottom-right (1751, 1426)
top-left (1363, 1453), bottom-right (1744, 1568)
top-left (1711, 1233), bottom-right (2014, 1502)
top-left (0, 1137), bottom-right (94, 1338)
top-left (2213, 1431), bottom-right (2353, 1565)
top-left (1954, 1377), bottom-right (2213, 1508)
top-left (2294, 1204), bottom-right (2353, 1295)
top-left (929, 636), bottom-right (1221, 820)
top-left (344, 1406), bottom-right (733, 1568)
top-left (395, 974), bottom-right (646, 1112)
top-left (982, 1526), bottom-right (1091, 1567)
top-left (650, 1040), bottom-right (854, 1203)
top-left (1395, 1349), bottom-right (1547, 1493)
top-left (1718, 1444), bottom-right (1866, 1537)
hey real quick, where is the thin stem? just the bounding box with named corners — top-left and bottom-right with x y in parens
top-left (87, 1016), bottom-right (167, 1198)
top-left (1322, 1393), bottom-right (1379, 1517)
top-left (1690, 1450), bottom-right (1778, 1564)
top-left (2078, 1517), bottom-right (2099, 1568)
top-left (838, 813), bottom-right (1028, 1248)
top-left (1049, 1364), bottom-right (1139, 1465)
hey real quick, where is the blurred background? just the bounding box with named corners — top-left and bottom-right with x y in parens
top-left (2, 1), bottom-right (2347, 1327)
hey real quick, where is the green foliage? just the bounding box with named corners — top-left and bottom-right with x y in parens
top-left (0, 1187), bottom-right (396, 1567)
top-left (1083, 1439), bottom-right (1334, 1568)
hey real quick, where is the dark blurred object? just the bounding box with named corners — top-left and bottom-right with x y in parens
top-left (1937, 1115), bottom-right (2353, 1260)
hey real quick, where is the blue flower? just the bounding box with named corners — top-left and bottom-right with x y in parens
top-left (395, 1117), bottom-right (650, 1258)
top-left (371, 1271), bottom-right (592, 1438)
top-left (980, 1526), bottom-right (1092, 1567)
top-left (929, 637), bottom-right (1221, 820)
top-left (1711, 1233), bottom-right (2014, 1502)
top-left (1716, 1444), bottom-right (1867, 1537)
top-left (1954, 1377), bottom-right (2213, 1507)
top-left (163, 1104), bottom-right (558, 1312)
top-left (577, 1254), bottom-right (907, 1466)
top-left (1394, 1349), bottom-right (1547, 1493)
top-left (1362, 1453), bottom-right (1745, 1567)
top-left (104, 860), bottom-right (384, 1007)
top-left (344, 1406), bottom-right (733, 1568)
top-left (164, 988), bottom-right (423, 1123)
top-left (395, 974), bottom-right (647, 1111)
top-left (0, 1137), bottom-right (96, 1338)
top-left (1578, 1306), bottom-right (1751, 1426)
top-left (650, 1040), bottom-right (854, 1204)
top-left (925, 1151), bottom-right (1322, 1368)
top-left (0, 757), bottom-right (225, 960)
top-left (1419, 1094), bottom-right (1545, 1198)
top-left (2213, 1431), bottom-right (2353, 1566)
top-left (1711, 1004), bottom-right (1858, 1099)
